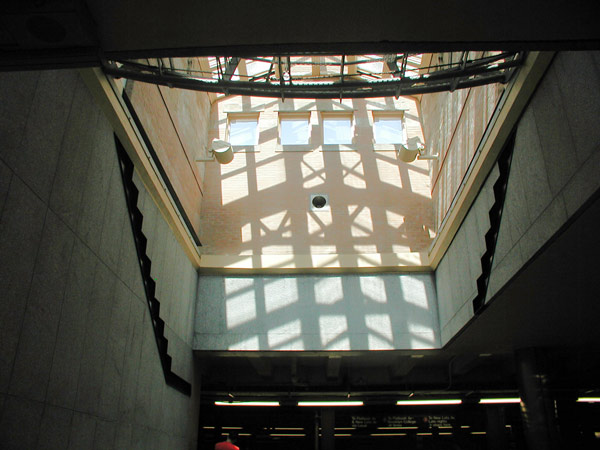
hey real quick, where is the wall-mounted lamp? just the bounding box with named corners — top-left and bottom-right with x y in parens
top-left (398, 137), bottom-right (438, 163)
top-left (196, 138), bottom-right (234, 164)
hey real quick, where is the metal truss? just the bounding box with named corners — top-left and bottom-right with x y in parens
top-left (103, 52), bottom-right (524, 99)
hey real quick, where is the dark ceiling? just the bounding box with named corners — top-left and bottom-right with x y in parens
top-left (1, 0), bottom-right (600, 70)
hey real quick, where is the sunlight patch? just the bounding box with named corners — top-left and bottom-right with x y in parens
top-left (319, 315), bottom-right (348, 347)
top-left (229, 335), bottom-right (259, 350)
top-left (348, 205), bottom-right (373, 237)
top-left (224, 277), bottom-right (254, 296)
top-left (368, 334), bottom-right (394, 350)
top-left (257, 157), bottom-right (286, 191)
top-left (314, 277), bottom-right (343, 305)
top-left (268, 319), bottom-right (302, 349)
top-left (365, 314), bottom-right (393, 341)
top-left (226, 294), bottom-right (256, 329)
top-left (265, 278), bottom-right (298, 313)
top-left (401, 276), bottom-right (429, 309)
top-left (221, 170), bottom-right (249, 206)
top-left (359, 276), bottom-right (387, 303)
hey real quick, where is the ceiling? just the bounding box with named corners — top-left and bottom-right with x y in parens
top-left (1, 1), bottom-right (599, 70)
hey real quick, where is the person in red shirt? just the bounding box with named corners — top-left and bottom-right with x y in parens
top-left (215, 433), bottom-right (240, 450)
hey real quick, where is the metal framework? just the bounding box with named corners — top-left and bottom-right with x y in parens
top-left (103, 52), bottom-right (524, 99)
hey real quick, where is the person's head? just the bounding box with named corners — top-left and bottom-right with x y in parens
top-left (227, 432), bottom-right (238, 443)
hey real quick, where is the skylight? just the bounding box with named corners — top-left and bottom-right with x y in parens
top-left (103, 52), bottom-right (524, 99)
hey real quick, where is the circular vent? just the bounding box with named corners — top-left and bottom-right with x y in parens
top-left (310, 194), bottom-right (329, 211)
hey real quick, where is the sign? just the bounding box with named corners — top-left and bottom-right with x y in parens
top-left (351, 414), bottom-right (455, 429)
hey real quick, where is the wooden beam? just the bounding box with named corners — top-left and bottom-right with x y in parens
top-left (312, 56), bottom-right (321, 78)
top-left (346, 55), bottom-right (357, 76)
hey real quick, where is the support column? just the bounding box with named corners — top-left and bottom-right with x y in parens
top-left (516, 348), bottom-right (559, 450)
top-left (555, 394), bottom-right (579, 448)
top-left (320, 409), bottom-right (335, 450)
top-left (486, 406), bottom-right (508, 450)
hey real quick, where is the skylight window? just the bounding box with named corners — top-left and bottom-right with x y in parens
top-left (323, 115), bottom-right (353, 145)
top-left (373, 115), bottom-right (405, 144)
top-left (229, 116), bottom-right (258, 146)
top-left (280, 114), bottom-right (310, 145)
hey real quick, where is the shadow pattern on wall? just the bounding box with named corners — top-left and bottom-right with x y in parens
top-left (115, 135), bottom-right (192, 396)
top-left (195, 273), bottom-right (439, 351)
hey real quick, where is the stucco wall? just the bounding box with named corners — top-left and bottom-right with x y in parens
top-left (200, 96), bottom-right (434, 256)
top-left (194, 273), bottom-right (439, 351)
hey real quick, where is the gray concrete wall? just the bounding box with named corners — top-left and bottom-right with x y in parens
top-left (486, 51), bottom-right (600, 300)
top-left (0, 70), bottom-right (199, 449)
top-left (436, 51), bottom-right (600, 346)
top-left (435, 165), bottom-right (499, 345)
top-left (194, 273), bottom-right (439, 351)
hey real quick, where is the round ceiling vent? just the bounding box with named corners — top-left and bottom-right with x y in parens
top-left (310, 194), bottom-right (329, 211)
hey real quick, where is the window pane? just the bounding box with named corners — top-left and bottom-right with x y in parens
top-left (281, 118), bottom-right (309, 145)
top-left (374, 117), bottom-right (404, 144)
top-left (324, 118), bottom-right (352, 144)
top-left (230, 119), bottom-right (258, 145)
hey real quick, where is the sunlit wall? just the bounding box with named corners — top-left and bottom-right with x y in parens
top-left (194, 273), bottom-right (439, 351)
top-left (199, 96), bottom-right (433, 257)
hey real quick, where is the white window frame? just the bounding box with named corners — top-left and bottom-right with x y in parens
top-left (227, 113), bottom-right (260, 151)
top-left (278, 112), bottom-right (312, 150)
top-left (321, 112), bottom-right (356, 150)
top-left (372, 111), bottom-right (407, 151)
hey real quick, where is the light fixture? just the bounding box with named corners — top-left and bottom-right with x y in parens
top-left (577, 397), bottom-right (600, 403)
top-left (270, 433), bottom-right (306, 437)
top-left (214, 401), bottom-right (280, 406)
top-left (298, 401), bottom-right (364, 407)
top-left (370, 433), bottom-right (407, 437)
top-left (397, 138), bottom-right (438, 163)
top-left (196, 138), bottom-right (234, 164)
top-left (396, 399), bottom-right (462, 406)
top-left (479, 398), bottom-right (521, 404)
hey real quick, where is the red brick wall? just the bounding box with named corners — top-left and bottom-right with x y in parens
top-left (128, 58), bottom-right (211, 236)
top-left (420, 52), bottom-right (504, 229)
top-left (200, 96), bottom-right (434, 255)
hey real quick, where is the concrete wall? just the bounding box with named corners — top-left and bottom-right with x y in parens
top-left (128, 57), bottom-right (212, 237)
top-left (435, 51), bottom-right (600, 346)
top-left (194, 273), bottom-right (439, 351)
top-left (0, 70), bottom-right (200, 449)
top-left (435, 165), bottom-right (499, 344)
top-left (420, 52), bottom-right (504, 229)
top-left (486, 51), bottom-right (600, 299)
top-left (200, 96), bottom-right (433, 256)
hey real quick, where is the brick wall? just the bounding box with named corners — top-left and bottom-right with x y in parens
top-left (200, 96), bottom-right (434, 255)
top-left (420, 52), bottom-right (504, 230)
top-left (128, 58), bottom-right (212, 237)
